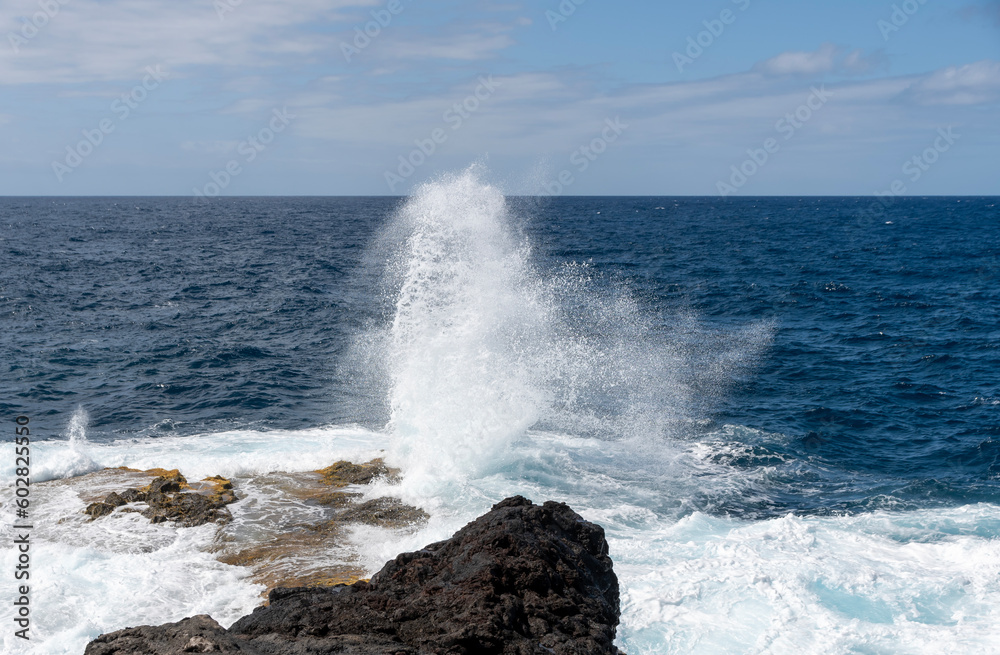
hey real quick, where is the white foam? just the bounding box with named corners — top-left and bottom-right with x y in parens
top-left (613, 506), bottom-right (1000, 654)
top-left (0, 424), bottom-right (397, 654)
top-left (31, 407), bottom-right (101, 483)
top-left (3, 425), bottom-right (390, 487)
top-left (3, 427), bottom-right (1000, 655)
top-left (1, 465), bottom-right (264, 655)
top-left (363, 429), bottom-right (1000, 655)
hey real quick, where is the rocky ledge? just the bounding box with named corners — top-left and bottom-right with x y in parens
top-left (85, 496), bottom-right (622, 655)
top-left (84, 469), bottom-right (237, 527)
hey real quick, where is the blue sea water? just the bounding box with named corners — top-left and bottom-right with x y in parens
top-left (1, 171), bottom-right (999, 653)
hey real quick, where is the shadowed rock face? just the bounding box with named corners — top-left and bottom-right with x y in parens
top-left (85, 496), bottom-right (623, 655)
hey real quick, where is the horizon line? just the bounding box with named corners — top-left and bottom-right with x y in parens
top-left (1, 194), bottom-right (998, 199)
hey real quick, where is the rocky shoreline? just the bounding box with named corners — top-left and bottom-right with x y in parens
top-left (79, 459), bottom-right (429, 595)
top-left (84, 495), bottom-right (623, 654)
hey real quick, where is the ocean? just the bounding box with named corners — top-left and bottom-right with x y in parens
top-left (2, 169), bottom-right (999, 653)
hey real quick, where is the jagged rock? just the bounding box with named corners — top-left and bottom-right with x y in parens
top-left (204, 475), bottom-right (234, 490)
top-left (120, 488), bottom-right (148, 503)
top-left (103, 491), bottom-right (127, 507)
top-left (141, 490), bottom-right (234, 527)
top-left (84, 615), bottom-right (247, 655)
top-left (84, 472), bottom-right (237, 528)
top-left (85, 496), bottom-right (622, 655)
top-left (83, 502), bottom-right (117, 519)
top-left (148, 472), bottom-right (186, 494)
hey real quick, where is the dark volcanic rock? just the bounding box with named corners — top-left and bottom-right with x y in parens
top-left (85, 496), bottom-right (622, 655)
top-left (85, 615), bottom-right (248, 654)
top-left (83, 501), bottom-right (117, 519)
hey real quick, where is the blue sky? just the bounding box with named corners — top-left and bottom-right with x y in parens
top-left (1, 0), bottom-right (998, 195)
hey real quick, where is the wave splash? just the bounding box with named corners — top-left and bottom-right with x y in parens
top-left (33, 406), bottom-right (101, 482)
top-left (380, 167), bottom-right (773, 484)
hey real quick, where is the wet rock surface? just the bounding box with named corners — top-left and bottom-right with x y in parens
top-left (84, 470), bottom-right (237, 528)
top-left (315, 458), bottom-right (399, 488)
top-left (337, 496), bottom-right (429, 528)
top-left (214, 459), bottom-right (427, 596)
top-left (85, 496), bottom-right (623, 655)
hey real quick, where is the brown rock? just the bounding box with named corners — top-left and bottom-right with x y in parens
top-left (85, 472), bottom-right (237, 528)
top-left (84, 502), bottom-right (117, 519)
top-left (315, 459), bottom-right (399, 488)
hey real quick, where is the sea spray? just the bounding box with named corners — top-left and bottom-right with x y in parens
top-left (67, 406), bottom-right (88, 448)
top-left (379, 167), bottom-right (775, 487)
top-left (384, 170), bottom-right (550, 481)
top-left (33, 406), bottom-right (101, 482)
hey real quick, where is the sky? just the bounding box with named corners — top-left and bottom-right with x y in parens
top-left (0, 0), bottom-right (998, 196)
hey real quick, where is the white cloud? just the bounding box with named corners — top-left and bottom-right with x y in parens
top-left (0, 0), bottom-right (379, 84)
top-left (180, 140), bottom-right (240, 155)
top-left (840, 49), bottom-right (887, 75)
top-left (754, 43), bottom-right (885, 77)
top-left (901, 60), bottom-right (1000, 105)
top-left (358, 19), bottom-right (521, 62)
top-left (380, 32), bottom-right (516, 60)
top-left (756, 43), bottom-right (840, 75)
top-left (0, 0), bottom-right (529, 85)
top-left (279, 56), bottom-right (998, 181)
